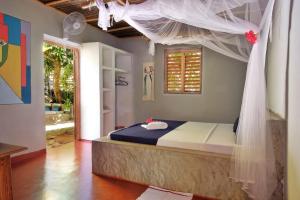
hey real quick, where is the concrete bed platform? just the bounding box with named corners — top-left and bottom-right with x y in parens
top-left (92, 137), bottom-right (247, 200)
top-left (92, 119), bottom-right (285, 200)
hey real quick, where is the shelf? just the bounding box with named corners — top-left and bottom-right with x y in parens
top-left (81, 42), bottom-right (132, 138)
top-left (103, 88), bottom-right (112, 92)
top-left (103, 109), bottom-right (112, 114)
top-left (115, 68), bottom-right (128, 73)
top-left (102, 66), bottom-right (113, 70)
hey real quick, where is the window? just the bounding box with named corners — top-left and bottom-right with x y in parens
top-left (165, 48), bottom-right (202, 94)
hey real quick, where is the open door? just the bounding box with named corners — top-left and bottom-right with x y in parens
top-left (43, 36), bottom-right (81, 148)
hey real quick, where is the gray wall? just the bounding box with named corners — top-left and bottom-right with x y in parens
top-left (0, 0), bottom-right (122, 154)
top-left (120, 39), bottom-right (247, 123)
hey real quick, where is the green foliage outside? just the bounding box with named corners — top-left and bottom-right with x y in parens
top-left (43, 42), bottom-right (74, 112)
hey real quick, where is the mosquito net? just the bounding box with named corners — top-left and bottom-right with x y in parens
top-left (96, 0), bottom-right (277, 199)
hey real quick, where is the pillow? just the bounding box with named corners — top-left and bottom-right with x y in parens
top-left (233, 117), bottom-right (239, 133)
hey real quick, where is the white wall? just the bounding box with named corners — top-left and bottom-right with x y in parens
top-left (267, 0), bottom-right (290, 119)
top-left (288, 0), bottom-right (300, 199)
top-left (0, 0), bottom-right (121, 154)
top-left (119, 39), bottom-right (247, 123)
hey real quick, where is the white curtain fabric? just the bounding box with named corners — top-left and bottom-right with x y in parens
top-left (96, 0), bottom-right (277, 199)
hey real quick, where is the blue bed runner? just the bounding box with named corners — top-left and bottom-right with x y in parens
top-left (110, 120), bottom-right (186, 145)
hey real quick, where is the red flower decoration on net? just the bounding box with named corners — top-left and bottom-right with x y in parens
top-left (245, 30), bottom-right (257, 44)
top-left (145, 117), bottom-right (154, 124)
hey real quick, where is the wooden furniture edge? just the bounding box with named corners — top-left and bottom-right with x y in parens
top-left (0, 143), bottom-right (27, 158)
top-left (11, 149), bottom-right (46, 166)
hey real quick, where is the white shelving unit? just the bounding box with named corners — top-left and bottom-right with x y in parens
top-left (80, 42), bottom-right (132, 140)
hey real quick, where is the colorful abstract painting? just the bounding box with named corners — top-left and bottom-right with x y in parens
top-left (0, 12), bottom-right (31, 104)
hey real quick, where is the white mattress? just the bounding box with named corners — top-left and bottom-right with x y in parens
top-left (157, 122), bottom-right (235, 155)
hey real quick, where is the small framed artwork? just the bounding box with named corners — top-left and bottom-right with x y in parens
top-left (142, 62), bottom-right (154, 101)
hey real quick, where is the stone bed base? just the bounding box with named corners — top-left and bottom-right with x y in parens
top-left (92, 119), bottom-right (285, 200)
top-left (92, 138), bottom-right (247, 200)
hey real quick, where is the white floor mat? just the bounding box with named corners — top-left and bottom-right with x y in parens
top-left (137, 186), bottom-right (193, 200)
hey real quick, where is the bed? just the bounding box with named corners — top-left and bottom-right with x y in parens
top-left (92, 120), bottom-right (246, 199)
top-left (92, 119), bottom-right (283, 199)
top-left (108, 120), bottom-right (236, 155)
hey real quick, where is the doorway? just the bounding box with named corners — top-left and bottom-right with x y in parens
top-left (43, 37), bottom-right (80, 148)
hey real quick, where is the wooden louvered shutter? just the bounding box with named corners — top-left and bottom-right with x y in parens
top-left (165, 49), bottom-right (202, 94)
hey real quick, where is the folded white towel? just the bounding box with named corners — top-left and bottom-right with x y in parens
top-left (141, 121), bottom-right (168, 130)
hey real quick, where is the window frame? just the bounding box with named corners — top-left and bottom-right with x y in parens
top-left (164, 48), bottom-right (203, 95)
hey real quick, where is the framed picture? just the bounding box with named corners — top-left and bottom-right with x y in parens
top-left (0, 12), bottom-right (31, 104)
top-left (142, 62), bottom-right (154, 101)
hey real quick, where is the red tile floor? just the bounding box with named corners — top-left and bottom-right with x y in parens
top-left (12, 141), bottom-right (209, 200)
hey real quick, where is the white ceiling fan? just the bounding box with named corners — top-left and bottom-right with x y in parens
top-left (63, 11), bottom-right (87, 40)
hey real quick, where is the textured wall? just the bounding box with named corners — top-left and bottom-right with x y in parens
top-left (119, 39), bottom-right (247, 123)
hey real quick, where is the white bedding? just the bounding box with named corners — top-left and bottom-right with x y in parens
top-left (157, 122), bottom-right (235, 155)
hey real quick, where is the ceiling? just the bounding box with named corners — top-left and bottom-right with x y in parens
top-left (37, 0), bottom-right (145, 38)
